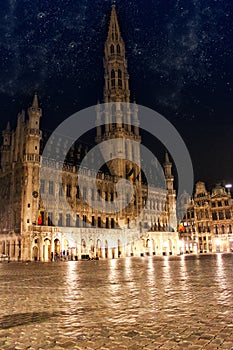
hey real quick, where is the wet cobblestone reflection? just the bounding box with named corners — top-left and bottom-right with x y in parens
top-left (0, 254), bottom-right (233, 349)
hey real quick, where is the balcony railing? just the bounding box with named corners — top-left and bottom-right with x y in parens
top-left (27, 128), bottom-right (42, 137)
top-left (24, 154), bottom-right (41, 163)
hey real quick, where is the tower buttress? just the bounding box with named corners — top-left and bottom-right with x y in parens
top-left (25, 93), bottom-right (42, 157)
top-left (22, 94), bottom-right (42, 239)
top-left (104, 5), bottom-right (130, 104)
top-left (97, 6), bottom-right (141, 180)
top-left (1, 122), bottom-right (11, 172)
top-left (164, 152), bottom-right (173, 191)
top-left (94, 6), bottom-right (143, 226)
top-left (163, 152), bottom-right (177, 231)
top-left (28, 93), bottom-right (41, 130)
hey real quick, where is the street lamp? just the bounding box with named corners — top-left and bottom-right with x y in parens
top-left (225, 184), bottom-right (232, 195)
top-left (179, 240), bottom-right (184, 255)
top-left (215, 238), bottom-right (221, 253)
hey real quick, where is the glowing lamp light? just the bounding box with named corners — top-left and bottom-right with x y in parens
top-left (179, 240), bottom-right (184, 248)
top-left (225, 184), bottom-right (232, 189)
top-left (215, 238), bottom-right (221, 246)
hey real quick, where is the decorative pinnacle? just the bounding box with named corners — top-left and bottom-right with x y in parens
top-left (165, 151), bottom-right (170, 164)
top-left (108, 3), bottom-right (121, 41)
top-left (6, 121), bottom-right (11, 131)
top-left (32, 93), bottom-right (39, 109)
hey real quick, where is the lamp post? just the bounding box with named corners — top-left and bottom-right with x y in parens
top-left (215, 238), bottom-right (221, 253)
top-left (225, 184), bottom-right (232, 195)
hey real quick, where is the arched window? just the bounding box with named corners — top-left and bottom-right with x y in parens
top-left (117, 44), bottom-right (121, 54)
top-left (110, 44), bottom-right (114, 54)
top-left (83, 215), bottom-right (87, 227)
top-left (229, 225), bottom-right (232, 233)
top-left (111, 69), bottom-right (115, 87)
top-left (118, 69), bottom-right (122, 88)
top-left (221, 225), bottom-right (225, 234)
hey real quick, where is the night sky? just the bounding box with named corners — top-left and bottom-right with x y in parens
top-left (0, 0), bottom-right (232, 188)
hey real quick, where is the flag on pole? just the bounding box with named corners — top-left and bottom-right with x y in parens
top-left (178, 223), bottom-right (185, 232)
top-left (38, 211), bottom-right (42, 225)
top-left (127, 168), bottom-right (135, 182)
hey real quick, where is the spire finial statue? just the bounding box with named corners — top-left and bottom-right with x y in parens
top-left (165, 151), bottom-right (170, 164)
top-left (32, 92), bottom-right (39, 109)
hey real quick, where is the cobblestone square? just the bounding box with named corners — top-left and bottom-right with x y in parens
top-left (0, 254), bottom-right (233, 349)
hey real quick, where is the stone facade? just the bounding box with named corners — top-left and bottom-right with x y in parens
top-left (179, 181), bottom-right (233, 254)
top-left (0, 6), bottom-right (179, 261)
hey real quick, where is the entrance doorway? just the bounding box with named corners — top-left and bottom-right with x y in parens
top-left (32, 246), bottom-right (38, 261)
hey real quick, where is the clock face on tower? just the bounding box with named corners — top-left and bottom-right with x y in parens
top-left (32, 191), bottom-right (38, 198)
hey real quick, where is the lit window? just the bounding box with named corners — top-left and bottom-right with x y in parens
top-left (66, 184), bottom-right (71, 198)
top-left (111, 69), bottom-right (115, 87)
top-left (48, 212), bottom-right (53, 226)
top-left (66, 214), bottom-right (71, 227)
top-left (118, 69), bottom-right (122, 88)
top-left (59, 183), bottom-right (63, 197)
top-left (110, 44), bottom-right (114, 54)
top-left (58, 213), bottom-right (63, 226)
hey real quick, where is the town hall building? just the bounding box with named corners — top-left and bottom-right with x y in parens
top-left (0, 6), bottom-right (180, 261)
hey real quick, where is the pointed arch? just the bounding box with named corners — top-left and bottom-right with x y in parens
top-left (110, 44), bottom-right (114, 54)
top-left (118, 69), bottom-right (122, 88)
top-left (111, 69), bottom-right (115, 87)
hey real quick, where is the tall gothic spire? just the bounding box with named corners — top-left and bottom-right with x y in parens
top-left (104, 5), bottom-right (130, 102)
top-left (107, 5), bottom-right (121, 42)
top-left (96, 5), bottom-right (141, 181)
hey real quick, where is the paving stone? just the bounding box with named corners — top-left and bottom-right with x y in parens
top-left (0, 257), bottom-right (233, 349)
top-left (220, 341), bottom-right (233, 349)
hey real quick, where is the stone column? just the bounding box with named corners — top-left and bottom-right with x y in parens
top-left (108, 247), bottom-right (113, 259)
top-left (39, 239), bottom-right (43, 261)
top-left (101, 247), bottom-right (105, 259)
top-left (51, 237), bottom-right (55, 261)
top-left (15, 239), bottom-right (19, 261)
top-left (115, 246), bottom-right (119, 259)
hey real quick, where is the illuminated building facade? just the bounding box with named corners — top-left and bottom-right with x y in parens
top-left (179, 182), bottom-right (233, 253)
top-left (0, 6), bottom-right (179, 261)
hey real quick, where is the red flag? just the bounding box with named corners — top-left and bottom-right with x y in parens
top-left (127, 168), bottom-right (135, 182)
top-left (38, 211), bottom-right (42, 225)
top-left (178, 223), bottom-right (185, 232)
